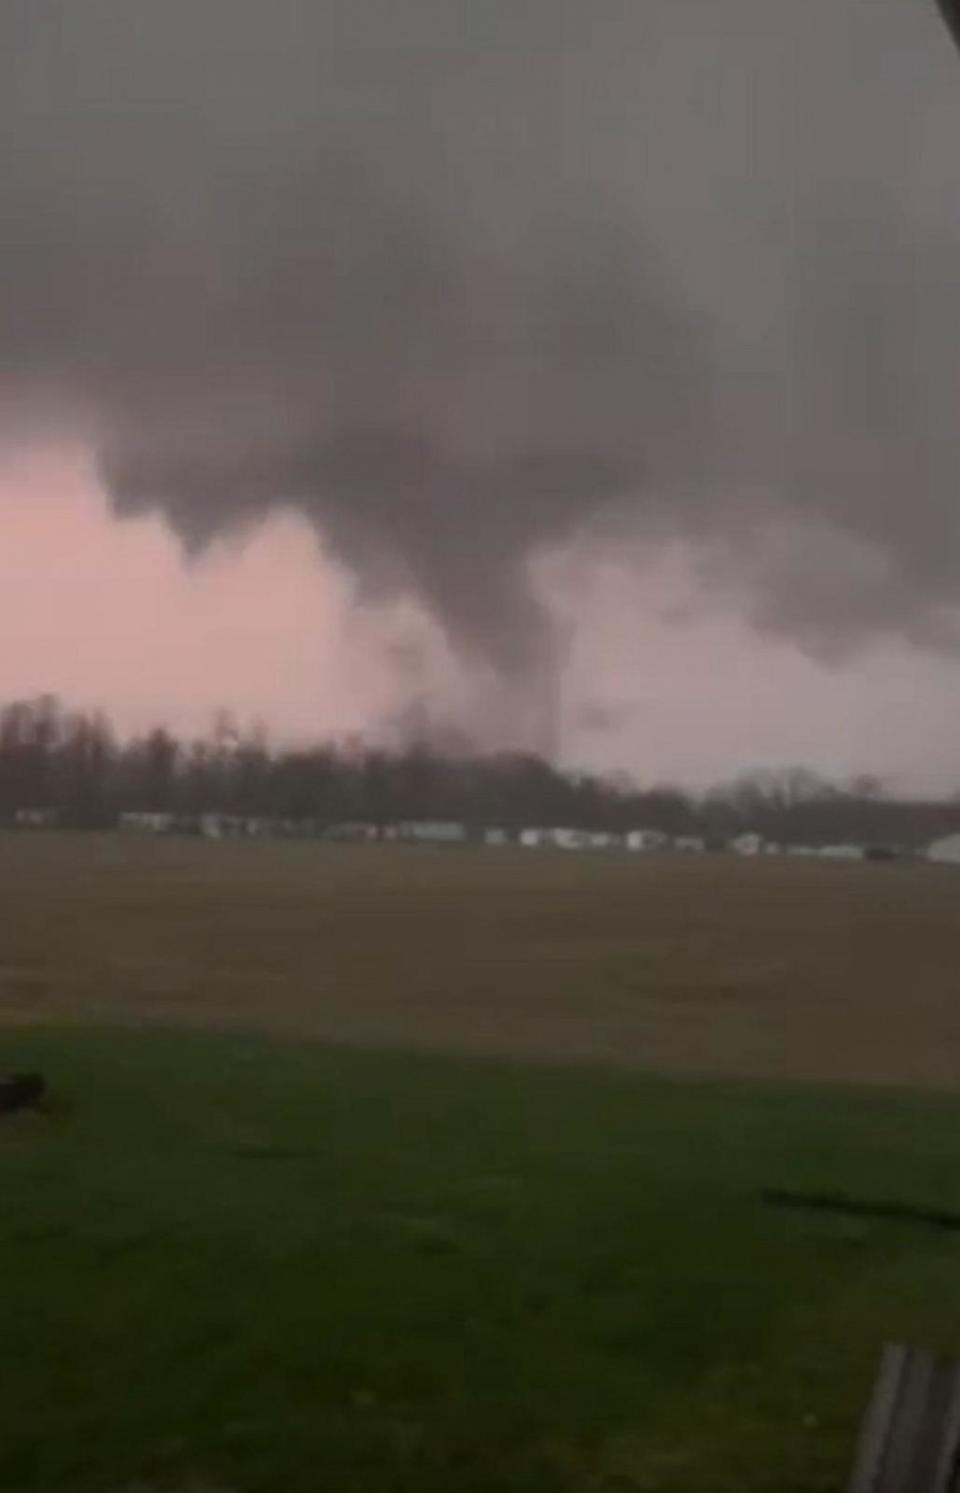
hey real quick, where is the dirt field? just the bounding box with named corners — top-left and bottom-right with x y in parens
top-left (2, 832), bottom-right (958, 1086)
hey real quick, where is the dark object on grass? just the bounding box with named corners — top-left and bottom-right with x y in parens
top-left (0, 1072), bottom-right (46, 1116)
top-left (864, 846), bottom-right (901, 863)
top-left (847, 1343), bottom-right (960, 1492)
top-left (761, 1187), bottom-right (960, 1233)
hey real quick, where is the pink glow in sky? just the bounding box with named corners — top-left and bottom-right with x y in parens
top-left (0, 443), bottom-right (449, 743)
top-left (4, 441), bottom-right (960, 794)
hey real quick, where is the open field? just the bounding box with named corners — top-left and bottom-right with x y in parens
top-left (2, 832), bottom-right (960, 1085)
top-left (4, 834), bottom-right (960, 1490)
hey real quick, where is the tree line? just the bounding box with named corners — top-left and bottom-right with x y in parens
top-left (0, 694), bottom-right (957, 848)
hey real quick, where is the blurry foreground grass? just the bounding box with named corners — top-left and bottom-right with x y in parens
top-left (3, 1026), bottom-right (960, 1490)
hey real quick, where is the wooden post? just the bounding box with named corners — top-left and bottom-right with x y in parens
top-left (935, 0), bottom-right (960, 54)
top-left (847, 1344), bottom-right (960, 1492)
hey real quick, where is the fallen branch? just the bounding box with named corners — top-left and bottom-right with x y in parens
top-left (760, 1187), bottom-right (960, 1233)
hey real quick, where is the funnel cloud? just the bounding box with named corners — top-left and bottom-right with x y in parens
top-left (2, 0), bottom-right (960, 747)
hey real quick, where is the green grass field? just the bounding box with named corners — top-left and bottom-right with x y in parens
top-left (3, 835), bottom-right (960, 1490)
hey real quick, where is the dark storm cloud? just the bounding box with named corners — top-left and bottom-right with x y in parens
top-left (2, 0), bottom-right (960, 690)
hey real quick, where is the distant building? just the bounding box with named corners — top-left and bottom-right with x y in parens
top-left (483, 827), bottom-right (511, 847)
top-left (395, 821), bottom-right (466, 845)
top-left (550, 827), bottom-right (592, 851)
top-left (926, 834), bottom-right (960, 865)
top-left (119, 811), bottom-right (175, 834)
top-left (674, 835), bottom-right (706, 853)
top-left (242, 817), bottom-right (275, 838)
top-left (786, 845), bottom-right (817, 857)
top-left (818, 844), bottom-right (864, 860)
top-left (12, 807), bottom-right (58, 830)
top-left (199, 813), bottom-right (249, 840)
top-left (729, 832), bottom-right (763, 856)
top-left (516, 826), bottom-right (618, 851)
top-left (275, 818), bottom-right (318, 838)
top-left (587, 831), bottom-right (620, 851)
top-left (625, 829), bottom-right (668, 853)
top-left (324, 822), bottom-right (378, 842)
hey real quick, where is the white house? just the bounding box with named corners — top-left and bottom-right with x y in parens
top-left (730, 832), bottom-right (763, 856)
top-left (520, 828), bottom-right (547, 848)
top-left (926, 834), bottom-right (960, 865)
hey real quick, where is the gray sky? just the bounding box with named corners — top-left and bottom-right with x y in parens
top-left (2, 0), bottom-right (960, 778)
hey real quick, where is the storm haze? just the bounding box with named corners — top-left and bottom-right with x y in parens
top-left (3, 0), bottom-right (960, 770)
